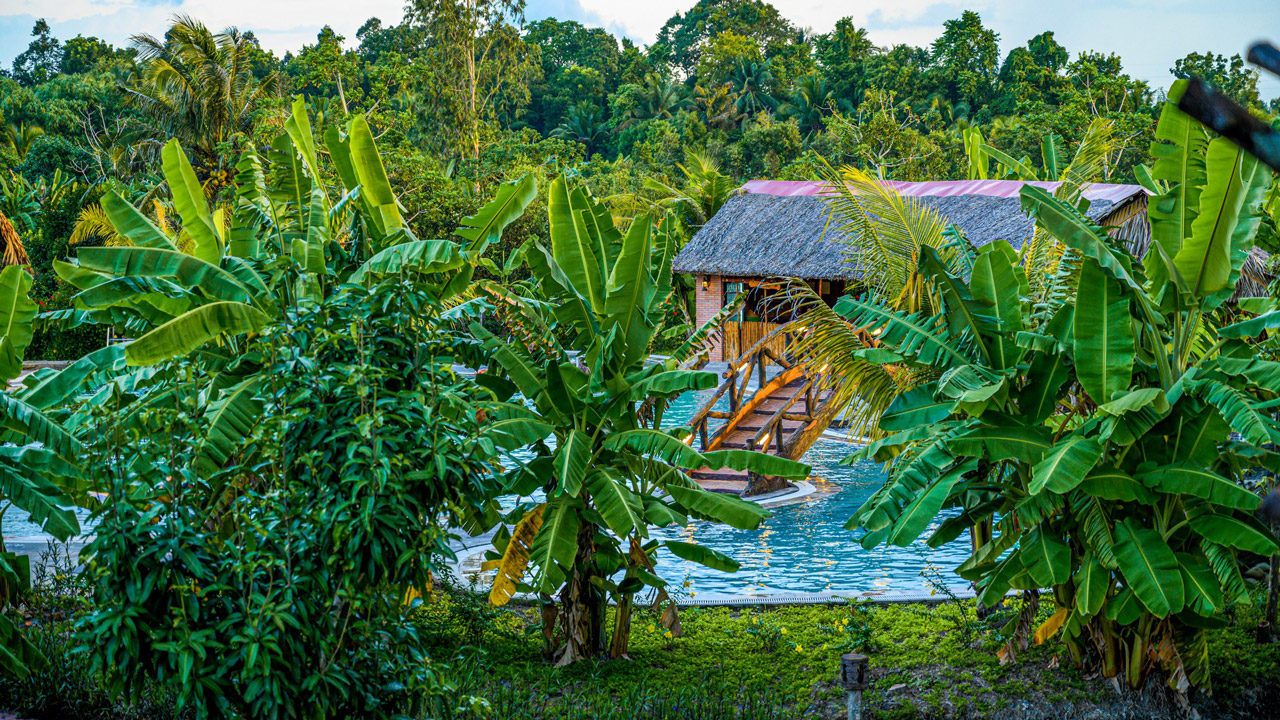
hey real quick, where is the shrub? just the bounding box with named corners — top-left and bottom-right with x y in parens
top-left (77, 281), bottom-right (501, 719)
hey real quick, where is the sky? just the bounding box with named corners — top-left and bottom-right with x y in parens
top-left (1, 0), bottom-right (1278, 99)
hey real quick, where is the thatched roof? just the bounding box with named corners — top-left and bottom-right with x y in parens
top-left (674, 181), bottom-right (1145, 281)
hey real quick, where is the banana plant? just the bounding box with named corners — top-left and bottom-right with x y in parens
top-left (473, 176), bottom-right (809, 665)
top-left (0, 265), bottom-right (112, 680)
top-left (836, 86), bottom-right (1277, 693)
top-left (43, 97), bottom-right (534, 482)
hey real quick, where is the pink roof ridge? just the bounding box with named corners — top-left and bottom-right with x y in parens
top-left (739, 179), bottom-right (1148, 204)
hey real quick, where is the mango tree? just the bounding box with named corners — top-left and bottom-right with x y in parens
top-left (474, 177), bottom-right (809, 664)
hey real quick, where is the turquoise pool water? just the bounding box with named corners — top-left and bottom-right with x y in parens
top-left (645, 389), bottom-right (971, 598)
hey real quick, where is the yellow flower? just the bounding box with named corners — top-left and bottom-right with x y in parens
top-left (664, 630), bottom-right (673, 639)
top-left (751, 617), bottom-right (758, 625)
top-left (842, 618), bottom-right (850, 626)
top-left (780, 627), bottom-right (788, 634)
top-left (795, 645), bottom-right (804, 652)
top-left (683, 581), bottom-right (691, 588)
top-left (648, 624), bottom-right (656, 632)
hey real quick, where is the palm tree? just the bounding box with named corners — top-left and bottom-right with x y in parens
top-left (2, 123), bottom-right (44, 163)
top-left (640, 74), bottom-right (692, 121)
top-left (780, 74), bottom-right (844, 137)
top-left (694, 83), bottom-right (745, 132)
top-left (642, 151), bottom-right (734, 229)
top-left (125, 15), bottom-right (280, 169)
top-left (728, 60), bottom-right (776, 118)
top-left (550, 105), bottom-right (610, 157)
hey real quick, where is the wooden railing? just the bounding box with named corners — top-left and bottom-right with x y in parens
top-left (686, 323), bottom-right (806, 454)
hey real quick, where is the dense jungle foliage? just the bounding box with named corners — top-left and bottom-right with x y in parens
top-left (0, 2), bottom-right (1279, 718)
top-left (1, 1), bottom-right (1276, 363)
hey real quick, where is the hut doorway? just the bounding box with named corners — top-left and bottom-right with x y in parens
top-left (721, 279), bottom-right (844, 359)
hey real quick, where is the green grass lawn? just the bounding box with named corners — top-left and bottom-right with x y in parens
top-left (3, 582), bottom-right (1277, 719)
top-left (416, 584), bottom-right (1280, 720)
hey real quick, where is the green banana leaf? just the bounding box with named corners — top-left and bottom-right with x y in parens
top-left (1073, 257), bottom-right (1134, 404)
top-left (100, 191), bottom-right (176, 250)
top-left (603, 214), bottom-right (655, 367)
top-left (124, 301), bottom-right (271, 366)
top-left (886, 459), bottom-right (976, 546)
top-left (76, 247), bottom-right (253, 305)
top-left (663, 482), bottom-right (769, 531)
top-left (664, 540), bottom-right (739, 572)
top-left (0, 462), bottom-right (78, 541)
top-left (17, 344), bottom-right (127, 410)
top-left (1113, 518), bottom-right (1184, 618)
top-left (1029, 434), bottom-right (1103, 495)
top-left (350, 239), bottom-right (466, 286)
top-left (587, 470), bottom-right (645, 538)
top-left (1022, 527), bottom-right (1071, 587)
top-left (529, 497), bottom-right (583, 593)
top-left (548, 176), bottom-right (605, 312)
top-left (879, 385), bottom-right (957, 432)
top-left (1173, 136), bottom-right (1267, 305)
top-left (192, 375), bottom-right (265, 477)
top-left (161, 140), bottom-right (222, 264)
top-left (1186, 502), bottom-right (1279, 555)
top-left (552, 429), bottom-right (592, 497)
top-left (0, 266), bottom-right (35, 380)
top-left (455, 174), bottom-right (537, 255)
top-left (1139, 464), bottom-right (1259, 511)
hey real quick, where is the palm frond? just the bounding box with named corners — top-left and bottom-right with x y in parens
top-left (768, 280), bottom-right (924, 440)
top-left (822, 164), bottom-right (955, 313)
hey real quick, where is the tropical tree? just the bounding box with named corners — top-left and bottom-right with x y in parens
top-left (550, 104), bottom-right (609, 156)
top-left (635, 74), bottom-right (692, 121)
top-left (408, 0), bottom-right (537, 166)
top-left (641, 150), bottom-right (735, 230)
top-left (2, 124), bottom-right (44, 163)
top-left (813, 84), bottom-right (1277, 691)
top-left (475, 177), bottom-right (808, 664)
top-left (125, 15), bottom-right (281, 168)
top-left (780, 74), bottom-right (842, 137)
top-left (728, 59), bottom-right (777, 117)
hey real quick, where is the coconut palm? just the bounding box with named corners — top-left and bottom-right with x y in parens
top-left (2, 123), bottom-right (43, 163)
top-left (641, 150), bottom-right (734, 229)
top-left (779, 74), bottom-right (843, 137)
top-left (550, 104), bottom-right (610, 156)
top-left (637, 74), bottom-right (692, 121)
top-left (125, 15), bottom-right (280, 168)
top-left (728, 59), bottom-right (776, 118)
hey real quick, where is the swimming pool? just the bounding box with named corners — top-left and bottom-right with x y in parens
top-left (643, 389), bottom-right (971, 599)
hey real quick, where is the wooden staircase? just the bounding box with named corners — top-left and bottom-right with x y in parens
top-left (685, 325), bottom-right (842, 497)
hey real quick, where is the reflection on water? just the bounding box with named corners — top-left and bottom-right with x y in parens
top-left (648, 389), bottom-right (971, 597)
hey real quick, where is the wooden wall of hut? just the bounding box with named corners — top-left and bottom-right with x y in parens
top-left (723, 320), bottom-right (789, 360)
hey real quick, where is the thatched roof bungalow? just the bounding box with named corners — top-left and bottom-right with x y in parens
top-left (675, 179), bottom-right (1266, 362)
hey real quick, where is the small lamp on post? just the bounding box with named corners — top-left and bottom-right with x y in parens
top-left (840, 653), bottom-right (869, 720)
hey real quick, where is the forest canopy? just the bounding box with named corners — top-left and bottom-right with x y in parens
top-left (0, 0), bottom-right (1275, 361)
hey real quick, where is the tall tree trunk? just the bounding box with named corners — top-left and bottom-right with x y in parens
top-left (556, 522), bottom-right (602, 665)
